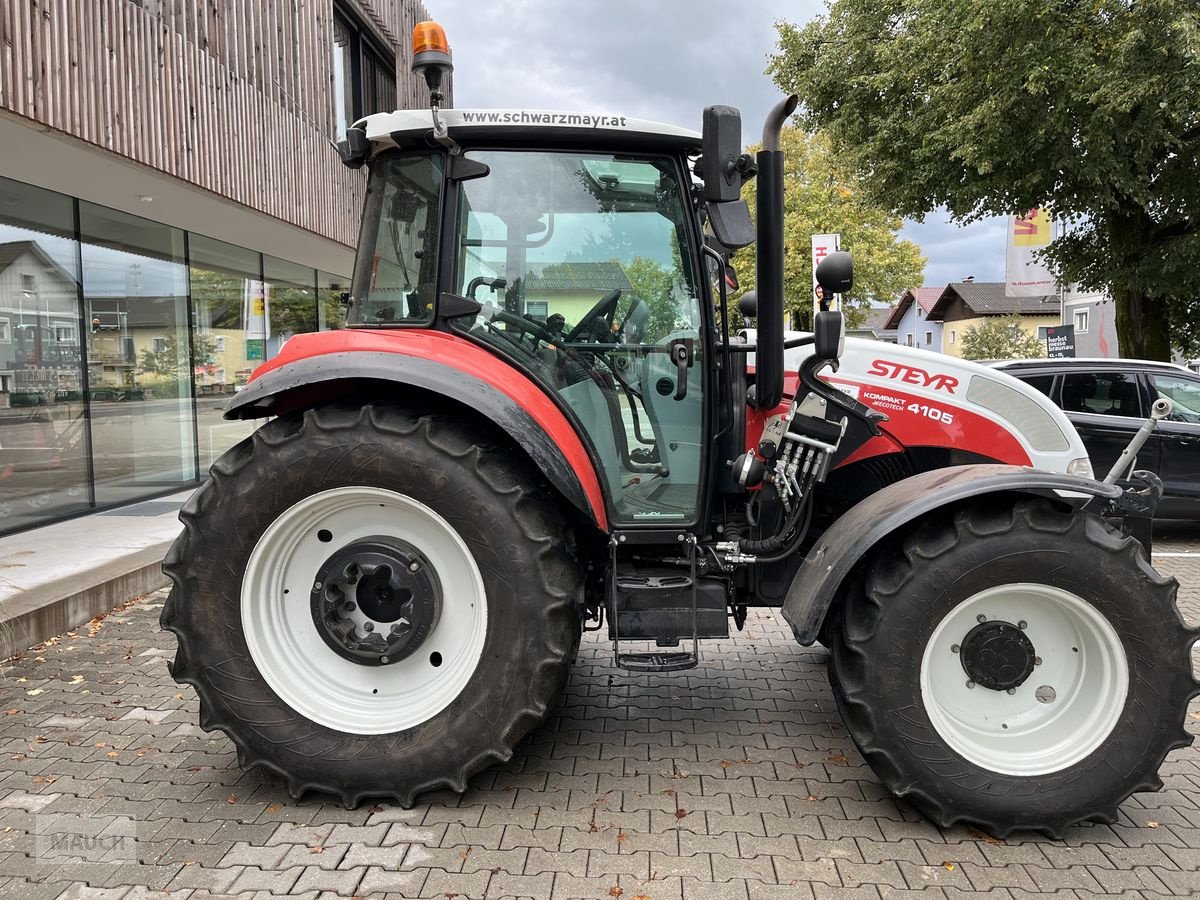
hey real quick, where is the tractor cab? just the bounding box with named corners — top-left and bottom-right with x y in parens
top-left (344, 136), bottom-right (711, 527)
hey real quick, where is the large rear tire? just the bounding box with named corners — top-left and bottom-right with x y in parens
top-left (830, 498), bottom-right (1198, 837)
top-left (162, 403), bottom-right (582, 807)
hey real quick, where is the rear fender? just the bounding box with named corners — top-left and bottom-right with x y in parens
top-left (780, 464), bottom-right (1122, 645)
top-left (226, 331), bottom-right (608, 530)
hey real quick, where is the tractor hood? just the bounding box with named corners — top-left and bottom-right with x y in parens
top-left (741, 331), bottom-right (1093, 476)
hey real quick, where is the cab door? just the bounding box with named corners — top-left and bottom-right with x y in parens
top-left (448, 149), bottom-right (709, 527)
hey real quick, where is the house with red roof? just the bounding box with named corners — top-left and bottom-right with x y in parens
top-left (884, 287), bottom-right (944, 352)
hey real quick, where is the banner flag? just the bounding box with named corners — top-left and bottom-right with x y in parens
top-left (1005, 209), bottom-right (1055, 297)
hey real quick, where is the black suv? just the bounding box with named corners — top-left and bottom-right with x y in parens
top-left (992, 358), bottom-right (1200, 518)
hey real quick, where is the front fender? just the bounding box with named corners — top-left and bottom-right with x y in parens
top-left (780, 464), bottom-right (1122, 645)
top-left (226, 330), bottom-right (608, 530)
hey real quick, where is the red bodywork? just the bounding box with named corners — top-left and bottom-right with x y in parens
top-left (256, 330), bottom-right (608, 529)
top-left (745, 373), bottom-right (1032, 468)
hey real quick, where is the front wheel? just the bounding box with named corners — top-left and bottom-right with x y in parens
top-left (830, 499), bottom-right (1198, 837)
top-left (162, 403), bottom-right (582, 807)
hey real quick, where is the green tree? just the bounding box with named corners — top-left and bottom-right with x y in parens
top-left (729, 129), bottom-right (925, 331)
top-left (770, 1), bottom-right (1200, 359)
top-left (138, 333), bottom-right (217, 389)
top-left (959, 315), bottom-right (1047, 361)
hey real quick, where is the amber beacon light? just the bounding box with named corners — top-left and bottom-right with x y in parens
top-left (412, 21), bottom-right (453, 99)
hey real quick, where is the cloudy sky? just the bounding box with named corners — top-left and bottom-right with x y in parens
top-left (430, 0), bottom-right (1006, 290)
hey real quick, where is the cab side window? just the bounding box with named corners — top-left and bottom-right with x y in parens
top-left (1060, 372), bottom-right (1143, 417)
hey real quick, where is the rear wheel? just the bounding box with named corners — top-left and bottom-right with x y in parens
top-left (830, 499), bottom-right (1198, 836)
top-left (162, 403), bottom-right (582, 806)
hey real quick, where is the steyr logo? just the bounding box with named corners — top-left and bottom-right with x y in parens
top-left (867, 359), bottom-right (960, 394)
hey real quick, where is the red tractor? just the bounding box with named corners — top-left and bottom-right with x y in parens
top-left (163, 23), bottom-right (1196, 836)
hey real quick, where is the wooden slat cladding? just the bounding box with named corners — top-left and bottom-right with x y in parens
top-left (0, 0), bottom-right (434, 250)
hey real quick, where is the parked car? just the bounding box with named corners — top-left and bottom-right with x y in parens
top-left (991, 358), bottom-right (1200, 517)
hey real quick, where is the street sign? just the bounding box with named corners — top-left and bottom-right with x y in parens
top-left (1046, 324), bottom-right (1076, 358)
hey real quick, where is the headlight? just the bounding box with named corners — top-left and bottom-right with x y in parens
top-left (1067, 456), bottom-right (1094, 479)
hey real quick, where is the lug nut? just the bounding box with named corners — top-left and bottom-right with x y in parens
top-left (380, 656), bottom-right (389, 664)
top-left (976, 614), bottom-right (987, 623)
top-left (1034, 656), bottom-right (1042, 666)
top-left (1018, 620), bottom-right (1028, 630)
top-left (313, 581), bottom-right (322, 591)
top-left (363, 622), bottom-right (374, 632)
top-left (408, 561), bottom-right (420, 572)
top-left (343, 602), bottom-right (356, 613)
top-left (966, 681), bottom-right (975, 689)
top-left (1006, 688), bottom-right (1015, 695)
top-left (950, 644), bottom-right (960, 654)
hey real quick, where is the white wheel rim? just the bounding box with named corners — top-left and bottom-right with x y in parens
top-left (241, 486), bottom-right (488, 734)
top-left (919, 583), bottom-right (1128, 776)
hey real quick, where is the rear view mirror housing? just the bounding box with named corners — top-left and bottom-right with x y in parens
top-left (701, 106), bottom-right (744, 203)
top-left (814, 310), bottom-right (843, 362)
top-left (815, 251), bottom-right (853, 296)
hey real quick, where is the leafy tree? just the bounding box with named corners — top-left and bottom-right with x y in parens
top-left (623, 255), bottom-right (689, 342)
top-left (959, 315), bottom-right (1047, 361)
top-left (770, 1), bottom-right (1200, 359)
top-left (728, 129), bottom-right (925, 331)
top-left (138, 333), bottom-right (217, 391)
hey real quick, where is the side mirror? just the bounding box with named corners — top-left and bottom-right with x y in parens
top-left (814, 310), bottom-right (842, 362)
top-left (701, 106), bottom-right (743, 202)
top-left (708, 199), bottom-right (755, 249)
top-left (815, 250), bottom-right (853, 296)
top-left (737, 291), bottom-right (757, 320)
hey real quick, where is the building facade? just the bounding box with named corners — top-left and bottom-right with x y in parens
top-left (1060, 285), bottom-right (1119, 358)
top-left (927, 282), bottom-right (1060, 359)
top-left (885, 287), bottom-right (943, 352)
top-left (0, 0), bottom-right (435, 534)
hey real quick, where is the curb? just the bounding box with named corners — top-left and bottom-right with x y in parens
top-left (0, 541), bottom-right (172, 661)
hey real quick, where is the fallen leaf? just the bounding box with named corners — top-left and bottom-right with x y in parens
top-left (806, 795), bottom-right (817, 802)
top-left (32, 736), bottom-right (47, 744)
top-left (26, 689), bottom-right (42, 696)
top-left (265, 803), bottom-right (283, 814)
top-left (32, 775), bottom-right (55, 784)
top-left (966, 829), bottom-right (1005, 845)
top-left (368, 805), bottom-right (383, 814)
top-left (226, 795), bottom-right (239, 804)
top-left (68, 675), bottom-right (84, 684)
top-left (309, 846), bottom-right (324, 854)
top-left (616, 830), bottom-right (628, 843)
top-left (16, 678), bottom-right (26, 684)
top-left (719, 761), bottom-right (734, 769)
top-left (608, 888), bottom-right (623, 898)
top-left (1147, 821), bottom-right (1159, 828)
top-left (106, 752), bottom-right (119, 758)
top-left (94, 742), bottom-right (106, 749)
top-left (825, 753), bottom-right (848, 765)
top-left (5, 710), bottom-right (19, 716)
top-left (459, 847), bottom-right (472, 860)
top-left (633, 896), bottom-right (651, 900)
top-left (674, 809), bottom-right (688, 820)
top-left (942, 862), bottom-right (956, 871)
top-left (661, 788), bottom-right (676, 797)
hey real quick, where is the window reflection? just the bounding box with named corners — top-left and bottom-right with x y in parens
top-left (190, 235), bottom-right (260, 467)
top-left (80, 201), bottom-right (195, 505)
top-left (0, 177), bottom-right (90, 531)
top-left (264, 256), bottom-right (317, 356)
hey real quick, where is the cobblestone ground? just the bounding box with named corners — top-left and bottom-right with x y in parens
top-left (1, 543), bottom-right (1199, 899)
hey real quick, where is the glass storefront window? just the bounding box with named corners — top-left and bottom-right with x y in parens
top-left (0, 176), bottom-right (90, 532)
top-left (189, 235), bottom-right (261, 467)
top-left (318, 270), bottom-right (351, 331)
top-left (264, 256), bottom-right (317, 357)
top-left (80, 201), bottom-right (195, 505)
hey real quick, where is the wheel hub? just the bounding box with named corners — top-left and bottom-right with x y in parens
top-left (311, 536), bottom-right (441, 666)
top-left (959, 619), bottom-right (1036, 691)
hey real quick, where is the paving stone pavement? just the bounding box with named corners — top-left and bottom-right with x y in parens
top-left (1, 541), bottom-right (1200, 899)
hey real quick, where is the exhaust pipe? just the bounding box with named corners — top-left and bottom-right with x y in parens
top-left (752, 94), bottom-right (798, 409)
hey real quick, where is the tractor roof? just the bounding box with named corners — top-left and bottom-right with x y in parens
top-left (356, 108), bottom-right (703, 154)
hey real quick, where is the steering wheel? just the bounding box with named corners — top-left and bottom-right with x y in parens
top-left (481, 307), bottom-right (561, 347)
top-left (565, 288), bottom-right (623, 343)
